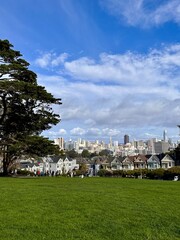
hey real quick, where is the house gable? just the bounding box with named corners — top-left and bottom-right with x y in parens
top-left (161, 154), bottom-right (174, 162)
top-left (147, 155), bottom-right (160, 164)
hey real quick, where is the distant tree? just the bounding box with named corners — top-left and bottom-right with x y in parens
top-left (0, 39), bottom-right (61, 175)
top-left (59, 149), bottom-right (66, 158)
top-left (90, 152), bottom-right (98, 158)
top-left (163, 166), bottom-right (180, 180)
top-left (81, 149), bottom-right (90, 158)
top-left (66, 149), bottom-right (79, 159)
top-left (99, 149), bottom-right (112, 156)
top-left (174, 144), bottom-right (180, 166)
top-left (75, 163), bottom-right (88, 176)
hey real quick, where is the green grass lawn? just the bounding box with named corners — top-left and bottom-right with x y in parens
top-left (0, 177), bottom-right (179, 240)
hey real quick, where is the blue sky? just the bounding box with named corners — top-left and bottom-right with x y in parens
top-left (1, 0), bottom-right (180, 143)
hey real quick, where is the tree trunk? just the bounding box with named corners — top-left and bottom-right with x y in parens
top-left (2, 145), bottom-right (9, 176)
top-left (3, 160), bottom-right (8, 176)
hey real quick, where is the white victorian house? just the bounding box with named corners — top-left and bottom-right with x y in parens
top-left (134, 155), bottom-right (147, 170)
top-left (63, 157), bottom-right (79, 174)
top-left (122, 156), bottom-right (134, 170)
top-left (161, 154), bottom-right (175, 169)
top-left (43, 156), bottom-right (79, 175)
top-left (147, 155), bottom-right (160, 170)
top-left (49, 156), bottom-right (64, 175)
top-left (19, 159), bottom-right (44, 174)
top-left (111, 157), bottom-right (124, 170)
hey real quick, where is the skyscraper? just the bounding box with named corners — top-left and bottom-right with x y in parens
top-left (154, 141), bottom-right (169, 154)
top-left (54, 137), bottom-right (64, 150)
top-left (124, 134), bottom-right (129, 145)
top-left (163, 129), bottom-right (168, 142)
top-left (109, 136), bottom-right (112, 147)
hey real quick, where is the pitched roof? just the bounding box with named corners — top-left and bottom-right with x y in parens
top-left (111, 156), bottom-right (125, 164)
top-left (147, 155), bottom-right (160, 163)
top-left (51, 156), bottom-right (62, 163)
top-left (64, 157), bottom-right (74, 162)
top-left (161, 154), bottom-right (174, 162)
top-left (122, 156), bottom-right (134, 163)
top-left (134, 154), bottom-right (147, 162)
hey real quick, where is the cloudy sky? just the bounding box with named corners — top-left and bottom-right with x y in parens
top-left (1, 0), bottom-right (180, 143)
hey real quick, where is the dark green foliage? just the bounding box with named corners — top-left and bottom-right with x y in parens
top-left (20, 135), bottom-right (60, 157)
top-left (98, 169), bottom-right (113, 177)
top-left (146, 169), bottom-right (165, 179)
top-left (75, 163), bottom-right (88, 176)
top-left (174, 144), bottom-right (180, 166)
top-left (99, 149), bottom-right (112, 156)
top-left (101, 168), bottom-right (180, 180)
top-left (81, 149), bottom-right (90, 158)
top-left (90, 152), bottom-right (98, 158)
top-left (0, 39), bottom-right (61, 175)
top-left (112, 170), bottom-right (124, 177)
top-left (65, 149), bottom-right (79, 158)
top-left (163, 167), bottom-right (180, 180)
top-left (16, 169), bottom-right (33, 176)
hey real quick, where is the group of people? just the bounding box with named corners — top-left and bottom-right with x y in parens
top-left (33, 170), bottom-right (75, 177)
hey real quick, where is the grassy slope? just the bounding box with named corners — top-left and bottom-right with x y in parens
top-left (0, 177), bottom-right (179, 240)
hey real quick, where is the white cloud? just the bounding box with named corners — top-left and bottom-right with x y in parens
top-left (36, 44), bottom-right (180, 89)
top-left (102, 128), bottom-right (121, 136)
top-left (87, 128), bottom-right (102, 136)
top-left (100, 0), bottom-right (180, 27)
top-left (63, 47), bottom-right (180, 87)
top-left (69, 127), bottom-right (121, 137)
top-left (35, 52), bottom-right (69, 68)
top-left (37, 43), bottom-right (180, 138)
top-left (51, 53), bottom-right (69, 67)
top-left (144, 133), bottom-right (158, 137)
top-left (70, 127), bottom-right (86, 136)
top-left (35, 53), bottom-right (52, 68)
top-left (59, 129), bottom-right (67, 135)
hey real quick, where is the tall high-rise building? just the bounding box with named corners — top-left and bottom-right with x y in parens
top-left (64, 139), bottom-right (74, 151)
top-left (124, 134), bottom-right (129, 145)
top-left (163, 129), bottom-right (168, 142)
top-left (109, 137), bottom-right (112, 147)
top-left (154, 141), bottom-right (169, 154)
top-left (54, 137), bottom-right (64, 150)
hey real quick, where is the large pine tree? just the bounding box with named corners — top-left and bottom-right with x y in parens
top-left (0, 39), bottom-right (61, 175)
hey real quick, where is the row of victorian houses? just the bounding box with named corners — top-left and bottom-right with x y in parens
top-left (110, 154), bottom-right (175, 171)
top-left (20, 156), bottom-right (79, 176)
top-left (19, 153), bottom-right (175, 176)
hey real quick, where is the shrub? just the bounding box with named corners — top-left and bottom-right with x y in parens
top-left (163, 167), bottom-right (180, 180)
top-left (74, 169), bottom-right (86, 176)
top-left (17, 170), bottom-right (33, 176)
top-left (133, 170), bottom-right (142, 178)
top-left (125, 170), bottom-right (135, 178)
top-left (112, 170), bottom-right (123, 177)
top-left (98, 169), bottom-right (112, 177)
top-left (146, 168), bottom-right (165, 179)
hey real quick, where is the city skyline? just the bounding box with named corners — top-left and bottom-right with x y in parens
top-left (54, 129), bottom-right (177, 146)
top-left (54, 132), bottom-right (174, 158)
top-left (1, 0), bottom-right (180, 142)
